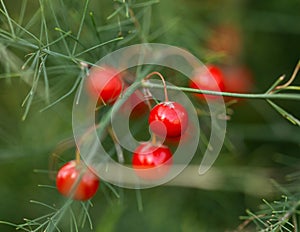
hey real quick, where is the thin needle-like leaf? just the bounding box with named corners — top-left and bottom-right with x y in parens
top-left (89, 11), bottom-right (102, 43)
top-left (267, 100), bottom-right (300, 126)
top-left (39, 73), bottom-right (81, 112)
top-left (72, 0), bottom-right (90, 55)
top-left (54, 27), bottom-right (87, 50)
top-left (74, 36), bottom-right (123, 57)
top-left (49, 0), bottom-right (72, 57)
top-left (30, 200), bottom-right (57, 211)
top-left (41, 56), bottom-right (50, 103)
top-left (0, 0), bottom-right (15, 38)
top-left (131, 0), bottom-right (160, 8)
top-left (16, 0), bottom-right (28, 35)
top-left (69, 208), bottom-right (79, 232)
top-left (107, 5), bottom-right (124, 20)
top-left (79, 201), bottom-right (93, 229)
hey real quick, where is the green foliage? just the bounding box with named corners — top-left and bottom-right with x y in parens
top-left (0, 0), bottom-right (300, 231)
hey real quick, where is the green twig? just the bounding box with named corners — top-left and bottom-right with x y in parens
top-left (142, 81), bottom-right (300, 101)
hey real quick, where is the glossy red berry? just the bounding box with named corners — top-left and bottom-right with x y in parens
top-left (56, 160), bottom-right (100, 201)
top-left (148, 101), bottom-right (188, 138)
top-left (86, 66), bottom-right (123, 104)
top-left (189, 65), bottom-right (225, 100)
top-left (132, 142), bottom-right (173, 180)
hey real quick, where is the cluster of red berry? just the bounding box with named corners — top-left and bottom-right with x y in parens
top-left (86, 67), bottom-right (190, 181)
top-left (55, 63), bottom-right (253, 201)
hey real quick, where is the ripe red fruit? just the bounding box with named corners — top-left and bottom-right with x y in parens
top-left (56, 160), bottom-right (100, 201)
top-left (148, 101), bottom-right (188, 138)
top-left (132, 142), bottom-right (173, 180)
top-left (86, 66), bottom-right (123, 104)
top-left (189, 65), bottom-right (225, 100)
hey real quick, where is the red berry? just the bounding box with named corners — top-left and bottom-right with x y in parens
top-left (86, 66), bottom-right (123, 104)
top-left (132, 142), bottom-right (173, 180)
top-left (148, 101), bottom-right (188, 138)
top-left (189, 65), bottom-right (225, 100)
top-left (56, 160), bottom-right (100, 201)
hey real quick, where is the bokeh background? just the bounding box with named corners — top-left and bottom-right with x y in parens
top-left (0, 0), bottom-right (299, 231)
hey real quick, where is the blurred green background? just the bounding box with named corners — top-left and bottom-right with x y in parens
top-left (0, 0), bottom-right (300, 231)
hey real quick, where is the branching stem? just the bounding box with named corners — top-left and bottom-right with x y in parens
top-left (142, 82), bottom-right (300, 101)
top-left (275, 60), bottom-right (300, 90)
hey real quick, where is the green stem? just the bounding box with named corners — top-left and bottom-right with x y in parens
top-left (142, 82), bottom-right (300, 101)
